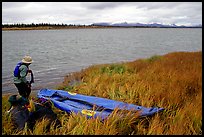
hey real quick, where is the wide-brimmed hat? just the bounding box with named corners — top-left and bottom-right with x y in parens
top-left (22, 56), bottom-right (33, 64)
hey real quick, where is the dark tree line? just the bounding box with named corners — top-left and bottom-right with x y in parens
top-left (2, 23), bottom-right (89, 28)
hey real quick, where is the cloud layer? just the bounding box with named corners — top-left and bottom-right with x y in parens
top-left (2, 2), bottom-right (202, 26)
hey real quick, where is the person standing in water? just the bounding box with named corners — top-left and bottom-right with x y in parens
top-left (13, 55), bottom-right (34, 98)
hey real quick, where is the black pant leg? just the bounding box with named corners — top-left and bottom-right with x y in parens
top-left (14, 83), bottom-right (31, 98)
top-left (25, 84), bottom-right (31, 98)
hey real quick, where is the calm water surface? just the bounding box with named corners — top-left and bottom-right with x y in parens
top-left (2, 28), bottom-right (202, 94)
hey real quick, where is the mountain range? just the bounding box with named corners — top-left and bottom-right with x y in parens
top-left (91, 22), bottom-right (202, 28)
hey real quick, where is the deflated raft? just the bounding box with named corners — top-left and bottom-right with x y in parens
top-left (37, 89), bottom-right (164, 120)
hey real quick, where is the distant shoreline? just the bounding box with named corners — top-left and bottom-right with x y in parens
top-left (2, 26), bottom-right (202, 31)
top-left (2, 26), bottom-right (113, 31)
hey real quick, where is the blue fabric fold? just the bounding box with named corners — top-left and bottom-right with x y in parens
top-left (37, 88), bottom-right (164, 120)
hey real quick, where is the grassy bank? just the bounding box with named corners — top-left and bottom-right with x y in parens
top-left (2, 51), bottom-right (202, 135)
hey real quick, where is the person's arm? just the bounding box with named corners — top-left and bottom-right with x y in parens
top-left (28, 69), bottom-right (34, 84)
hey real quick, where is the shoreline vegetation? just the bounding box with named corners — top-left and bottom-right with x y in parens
top-left (2, 25), bottom-right (120, 31)
top-left (2, 51), bottom-right (202, 135)
top-left (2, 24), bottom-right (202, 31)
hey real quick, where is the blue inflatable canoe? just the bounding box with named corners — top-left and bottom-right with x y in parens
top-left (37, 89), bottom-right (164, 120)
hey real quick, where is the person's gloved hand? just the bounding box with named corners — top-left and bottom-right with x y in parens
top-left (26, 81), bottom-right (32, 88)
top-left (28, 70), bottom-right (32, 73)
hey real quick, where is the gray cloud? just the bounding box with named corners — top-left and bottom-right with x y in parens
top-left (2, 2), bottom-right (202, 26)
top-left (80, 2), bottom-right (132, 10)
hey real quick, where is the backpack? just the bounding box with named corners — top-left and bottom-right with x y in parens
top-left (13, 62), bottom-right (23, 77)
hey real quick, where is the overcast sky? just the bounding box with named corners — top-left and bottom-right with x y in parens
top-left (2, 2), bottom-right (202, 26)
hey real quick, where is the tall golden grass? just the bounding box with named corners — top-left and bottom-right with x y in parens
top-left (2, 51), bottom-right (202, 135)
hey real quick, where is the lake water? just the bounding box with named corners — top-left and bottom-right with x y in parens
top-left (2, 28), bottom-right (202, 95)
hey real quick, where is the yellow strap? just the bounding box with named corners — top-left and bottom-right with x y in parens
top-left (68, 91), bottom-right (77, 95)
top-left (81, 109), bottom-right (96, 116)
